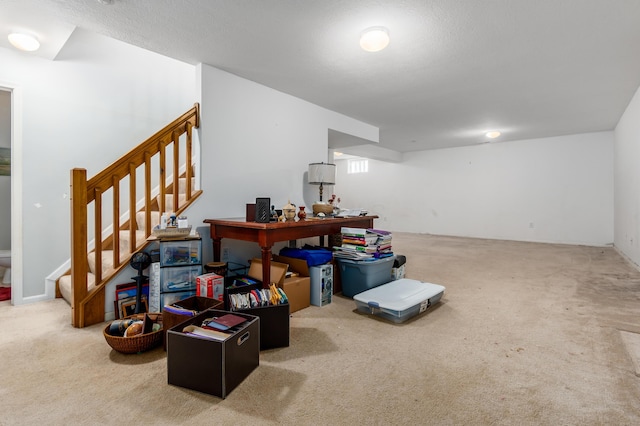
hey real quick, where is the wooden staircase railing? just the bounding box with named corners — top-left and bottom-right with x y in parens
top-left (68, 103), bottom-right (201, 328)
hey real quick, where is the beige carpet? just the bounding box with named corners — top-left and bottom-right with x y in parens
top-left (1, 233), bottom-right (640, 425)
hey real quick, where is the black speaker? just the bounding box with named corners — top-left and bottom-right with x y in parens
top-left (255, 197), bottom-right (271, 223)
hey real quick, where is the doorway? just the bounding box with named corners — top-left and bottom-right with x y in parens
top-left (0, 84), bottom-right (23, 305)
top-left (0, 89), bottom-right (11, 302)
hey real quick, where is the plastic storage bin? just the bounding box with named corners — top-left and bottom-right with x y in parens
top-left (160, 239), bottom-right (202, 266)
top-left (160, 289), bottom-right (196, 308)
top-left (336, 256), bottom-right (395, 298)
top-left (160, 265), bottom-right (202, 292)
top-left (353, 278), bottom-right (445, 323)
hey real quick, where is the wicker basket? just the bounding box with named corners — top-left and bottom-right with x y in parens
top-left (103, 313), bottom-right (163, 354)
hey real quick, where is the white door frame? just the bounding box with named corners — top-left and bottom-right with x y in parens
top-left (1, 82), bottom-right (23, 305)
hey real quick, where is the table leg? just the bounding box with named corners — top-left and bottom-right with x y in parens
top-left (213, 238), bottom-right (222, 262)
top-left (261, 246), bottom-right (272, 289)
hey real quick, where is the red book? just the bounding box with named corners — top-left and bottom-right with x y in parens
top-left (204, 314), bottom-right (247, 331)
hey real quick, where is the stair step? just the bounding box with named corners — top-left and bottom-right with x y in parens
top-left (157, 193), bottom-right (187, 212)
top-left (59, 273), bottom-right (96, 305)
top-left (135, 211), bottom-right (161, 231)
top-left (118, 229), bottom-right (148, 253)
top-left (178, 176), bottom-right (196, 194)
top-left (87, 249), bottom-right (132, 276)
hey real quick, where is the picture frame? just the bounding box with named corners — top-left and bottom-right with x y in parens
top-left (114, 282), bottom-right (150, 319)
top-left (118, 295), bottom-right (148, 319)
top-left (115, 282), bottom-right (149, 301)
top-left (0, 147), bottom-right (10, 176)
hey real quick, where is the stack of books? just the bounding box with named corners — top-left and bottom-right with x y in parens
top-left (332, 227), bottom-right (393, 261)
top-left (367, 228), bottom-right (393, 258)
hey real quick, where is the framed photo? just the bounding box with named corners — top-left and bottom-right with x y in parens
top-left (0, 147), bottom-right (10, 176)
top-left (118, 295), bottom-right (148, 318)
top-left (115, 282), bottom-right (149, 301)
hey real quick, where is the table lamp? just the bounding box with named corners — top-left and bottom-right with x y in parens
top-left (308, 162), bottom-right (336, 216)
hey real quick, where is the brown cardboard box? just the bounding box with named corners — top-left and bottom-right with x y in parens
top-left (247, 258), bottom-right (288, 287)
top-left (273, 255), bottom-right (311, 313)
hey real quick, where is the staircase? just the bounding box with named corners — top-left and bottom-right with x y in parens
top-left (57, 104), bottom-right (202, 328)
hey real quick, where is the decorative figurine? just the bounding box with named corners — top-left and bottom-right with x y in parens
top-left (297, 206), bottom-right (307, 220)
top-left (283, 200), bottom-right (296, 221)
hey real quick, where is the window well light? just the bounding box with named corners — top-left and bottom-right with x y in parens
top-left (8, 33), bottom-right (40, 52)
top-left (485, 131), bottom-right (501, 139)
top-left (359, 27), bottom-right (390, 52)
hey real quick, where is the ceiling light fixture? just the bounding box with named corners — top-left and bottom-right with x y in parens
top-left (359, 26), bottom-right (390, 52)
top-left (485, 131), bottom-right (501, 139)
top-left (8, 33), bottom-right (40, 52)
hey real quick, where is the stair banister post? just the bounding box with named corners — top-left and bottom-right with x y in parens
top-left (70, 168), bottom-right (89, 327)
top-left (172, 130), bottom-right (180, 213)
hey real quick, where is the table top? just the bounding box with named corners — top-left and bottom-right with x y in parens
top-left (204, 215), bottom-right (379, 230)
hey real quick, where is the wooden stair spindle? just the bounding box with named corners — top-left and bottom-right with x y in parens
top-left (61, 103), bottom-right (203, 328)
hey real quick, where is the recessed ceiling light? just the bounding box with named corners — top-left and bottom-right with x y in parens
top-left (334, 151), bottom-right (343, 156)
top-left (7, 33), bottom-right (40, 52)
top-left (360, 27), bottom-right (390, 52)
top-left (485, 131), bottom-right (501, 139)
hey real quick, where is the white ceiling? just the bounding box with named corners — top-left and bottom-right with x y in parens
top-left (3, 0), bottom-right (640, 157)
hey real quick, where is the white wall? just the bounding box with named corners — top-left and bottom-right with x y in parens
top-left (179, 64), bottom-right (379, 266)
top-left (0, 28), bottom-right (196, 301)
top-left (614, 85), bottom-right (640, 266)
top-left (337, 131), bottom-right (614, 246)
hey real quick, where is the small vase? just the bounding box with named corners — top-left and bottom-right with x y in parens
top-left (297, 206), bottom-right (307, 220)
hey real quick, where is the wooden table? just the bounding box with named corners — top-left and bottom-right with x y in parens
top-left (204, 216), bottom-right (378, 287)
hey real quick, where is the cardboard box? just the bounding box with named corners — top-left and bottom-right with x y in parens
top-left (162, 296), bottom-right (223, 350)
top-left (167, 309), bottom-right (259, 398)
top-left (247, 258), bottom-right (288, 287)
top-left (273, 255), bottom-right (311, 313)
top-left (196, 273), bottom-right (224, 301)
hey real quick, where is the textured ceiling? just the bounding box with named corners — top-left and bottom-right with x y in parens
top-left (2, 0), bottom-right (640, 157)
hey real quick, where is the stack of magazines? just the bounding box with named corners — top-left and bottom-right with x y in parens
top-left (333, 227), bottom-right (393, 260)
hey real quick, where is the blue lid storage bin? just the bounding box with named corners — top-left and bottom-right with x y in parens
top-left (336, 256), bottom-right (395, 298)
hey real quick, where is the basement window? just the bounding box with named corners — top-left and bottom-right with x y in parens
top-left (347, 159), bottom-right (369, 174)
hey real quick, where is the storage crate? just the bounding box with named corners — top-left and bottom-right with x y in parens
top-left (223, 279), bottom-right (290, 350)
top-left (336, 256), bottom-right (395, 298)
top-left (353, 278), bottom-right (445, 323)
top-left (162, 296), bottom-right (223, 350)
top-left (160, 239), bottom-right (202, 266)
top-left (160, 265), bottom-right (202, 292)
top-left (160, 290), bottom-right (196, 308)
top-left (167, 309), bottom-right (259, 398)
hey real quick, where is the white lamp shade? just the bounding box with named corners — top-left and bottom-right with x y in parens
top-left (308, 162), bottom-right (336, 185)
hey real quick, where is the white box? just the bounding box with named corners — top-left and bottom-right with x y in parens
top-left (149, 262), bottom-right (161, 313)
top-left (309, 264), bottom-right (333, 307)
top-left (196, 273), bottom-right (224, 301)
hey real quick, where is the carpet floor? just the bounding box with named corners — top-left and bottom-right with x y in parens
top-left (1, 233), bottom-right (639, 425)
